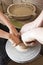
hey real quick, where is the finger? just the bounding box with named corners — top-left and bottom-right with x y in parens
top-left (25, 41), bottom-right (38, 47)
top-left (10, 28), bottom-right (19, 36)
top-left (9, 34), bottom-right (22, 46)
top-left (9, 39), bottom-right (16, 47)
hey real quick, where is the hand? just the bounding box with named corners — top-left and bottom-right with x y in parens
top-left (0, 29), bottom-right (21, 46)
top-left (20, 10), bottom-right (43, 46)
top-left (0, 11), bottom-right (21, 46)
top-left (9, 34), bottom-right (21, 46)
top-left (21, 27), bottom-right (43, 46)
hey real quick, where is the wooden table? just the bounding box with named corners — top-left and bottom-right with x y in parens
top-left (8, 55), bottom-right (43, 65)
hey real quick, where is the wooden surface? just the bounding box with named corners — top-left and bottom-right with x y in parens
top-left (8, 55), bottom-right (43, 65)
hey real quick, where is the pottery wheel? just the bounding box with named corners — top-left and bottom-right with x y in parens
top-left (5, 40), bottom-right (41, 63)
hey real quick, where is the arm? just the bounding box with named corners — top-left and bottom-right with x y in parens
top-left (33, 10), bottom-right (43, 26)
top-left (0, 11), bottom-right (19, 36)
top-left (0, 29), bottom-right (10, 39)
top-left (0, 11), bottom-right (22, 46)
top-left (20, 10), bottom-right (43, 34)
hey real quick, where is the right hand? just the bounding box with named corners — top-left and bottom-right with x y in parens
top-left (0, 29), bottom-right (20, 46)
top-left (0, 11), bottom-right (21, 46)
top-left (9, 34), bottom-right (21, 46)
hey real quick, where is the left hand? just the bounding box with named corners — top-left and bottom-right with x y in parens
top-left (20, 11), bottom-right (43, 46)
top-left (21, 27), bottom-right (43, 46)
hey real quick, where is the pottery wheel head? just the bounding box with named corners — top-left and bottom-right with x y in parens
top-left (5, 40), bottom-right (41, 63)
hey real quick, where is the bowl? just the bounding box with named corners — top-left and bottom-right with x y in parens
top-left (7, 3), bottom-right (36, 20)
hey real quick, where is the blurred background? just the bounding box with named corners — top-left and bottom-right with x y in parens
top-left (0, 0), bottom-right (43, 13)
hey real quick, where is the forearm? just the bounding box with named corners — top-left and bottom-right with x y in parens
top-left (34, 10), bottom-right (43, 26)
top-left (0, 29), bottom-right (10, 39)
top-left (0, 11), bottom-right (19, 36)
top-left (0, 11), bottom-right (12, 29)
